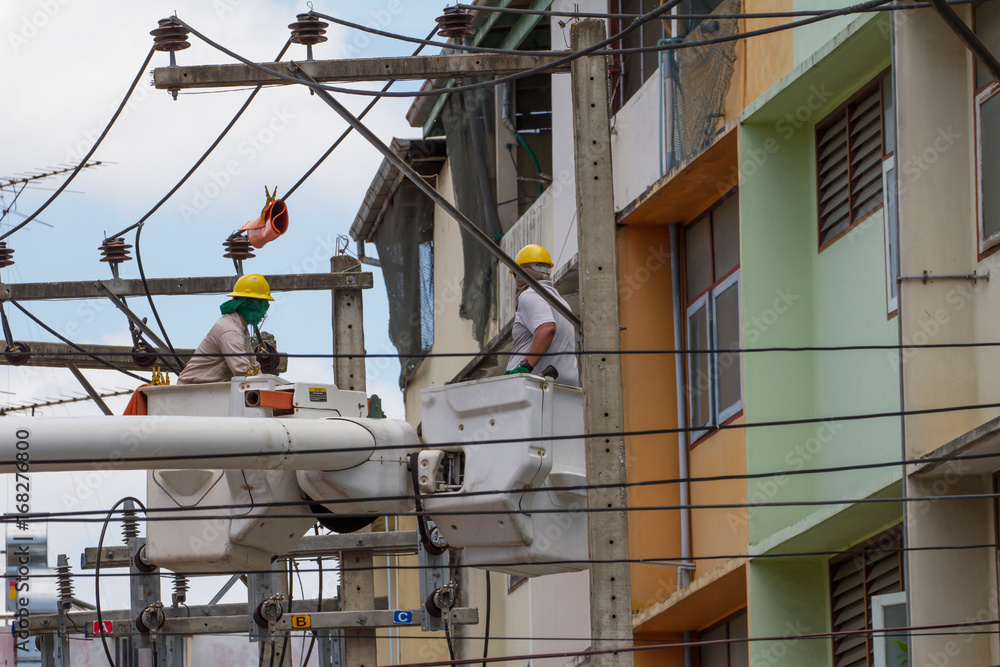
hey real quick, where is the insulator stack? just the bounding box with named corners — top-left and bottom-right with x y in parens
top-left (99, 237), bottom-right (133, 266)
top-left (436, 7), bottom-right (476, 40)
top-left (223, 235), bottom-right (255, 262)
top-left (172, 575), bottom-right (189, 606)
top-left (131, 342), bottom-right (158, 369)
top-left (56, 554), bottom-right (74, 609)
top-left (0, 243), bottom-right (15, 269)
top-left (121, 500), bottom-right (140, 543)
top-left (151, 17), bottom-right (191, 52)
top-left (289, 14), bottom-right (329, 45)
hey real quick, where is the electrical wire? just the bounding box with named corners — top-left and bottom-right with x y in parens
top-left (95, 496), bottom-right (145, 667)
top-left (125, 40), bottom-right (294, 373)
top-left (7, 395), bottom-right (1000, 468)
top-left (0, 49), bottom-right (155, 242)
top-left (7, 300), bottom-right (150, 382)
top-left (283, 27), bottom-right (437, 200)
top-left (455, 0), bottom-right (986, 19)
top-left (17, 537), bottom-right (998, 581)
top-left (109, 39), bottom-right (292, 240)
top-left (170, 0), bottom-right (679, 99)
top-left (362, 620), bottom-right (1000, 667)
top-left (170, 0), bottom-right (916, 102)
top-left (17, 333), bottom-right (1000, 360)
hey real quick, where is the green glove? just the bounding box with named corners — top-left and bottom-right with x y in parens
top-left (504, 362), bottom-right (532, 375)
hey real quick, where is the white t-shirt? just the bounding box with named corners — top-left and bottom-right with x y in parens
top-left (506, 281), bottom-right (579, 386)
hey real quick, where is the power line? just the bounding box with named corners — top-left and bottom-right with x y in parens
top-left (109, 40), bottom-right (292, 240)
top-left (7, 301), bottom-right (149, 382)
top-left (353, 620), bottom-right (1000, 667)
top-left (170, 0), bottom-right (680, 99)
top-left (9, 486), bottom-right (1000, 524)
top-left (0, 49), bottom-right (154, 242)
top-left (454, 0), bottom-right (985, 19)
top-left (4, 395), bottom-right (1000, 466)
top-left (284, 27), bottom-right (438, 200)
top-left (14, 540), bottom-right (999, 579)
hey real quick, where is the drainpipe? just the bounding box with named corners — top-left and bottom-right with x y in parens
top-left (659, 39), bottom-right (681, 177)
top-left (670, 223), bottom-right (694, 667)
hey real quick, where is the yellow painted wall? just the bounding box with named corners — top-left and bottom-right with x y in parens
top-left (617, 224), bottom-right (683, 613)
top-left (742, 0), bottom-right (796, 106)
top-left (689, 417), bottom-right (748, 578)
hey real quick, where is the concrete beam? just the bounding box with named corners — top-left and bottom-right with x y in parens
top-left (0, 272), bottom-right (372, 302)
top-left (153, 53), bottom-right (570, 90)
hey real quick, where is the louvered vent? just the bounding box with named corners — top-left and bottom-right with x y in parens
top-left (830, 528), bottom-right (902, 667)
top-left (816, 79), bottom-right (886, 246)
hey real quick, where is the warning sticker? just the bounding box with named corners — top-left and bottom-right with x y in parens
top-left (292, 615), bottom-right (311, 629)
top-left (308, 387), bottom-right (328, 403)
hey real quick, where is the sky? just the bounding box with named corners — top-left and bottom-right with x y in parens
top-left (0, 0), bottom-right (446, 610)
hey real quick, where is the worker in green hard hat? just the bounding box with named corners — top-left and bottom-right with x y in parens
top-left (177, 273), bottom-right (274, 384)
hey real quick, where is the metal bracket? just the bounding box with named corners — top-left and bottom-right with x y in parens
top-left (129, 537), bottom-right (162, 656)
top-left (95, 281), bottom-right (182, 373)
top-left (897, 270), bottom-right (989, 284)
top-left (248, 564), bottom-right (281, 642)
top-left (417, 541), bottom-right (450, 632)
top-left (316, 629), bottom-right (343, 667)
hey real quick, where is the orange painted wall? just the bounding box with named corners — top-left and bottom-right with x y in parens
top-left (616, 224), bottom-right (683, 614)
top-left (689, 419), bottom-right (748, 591)
top-left (742, 0), bottom-right (796, 105)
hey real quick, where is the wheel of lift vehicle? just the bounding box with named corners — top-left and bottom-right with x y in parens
top-left (4, 342), bottom-right (30, 366)
top-left (305, 494), bottom-right (378, 533)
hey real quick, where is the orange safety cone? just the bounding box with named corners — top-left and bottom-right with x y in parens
top-left (239, 186), bottom-right (289, 248)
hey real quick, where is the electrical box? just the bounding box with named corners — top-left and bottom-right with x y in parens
top-left (419, 375), bottom-right (588, 576)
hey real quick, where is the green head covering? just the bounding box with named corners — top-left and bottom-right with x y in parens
top-left (220, 297), bottom-right (270, 326)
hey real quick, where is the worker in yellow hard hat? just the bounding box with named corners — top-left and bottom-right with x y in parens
top-left (177, 274), bottom-right (274, 384)
top-left (504, 245), bottom-right (579, 386)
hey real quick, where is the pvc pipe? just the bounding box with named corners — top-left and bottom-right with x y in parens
top-left (0, 416), bottom-right (416, 473)
top-left (670, 223), bottom-right (694, 667)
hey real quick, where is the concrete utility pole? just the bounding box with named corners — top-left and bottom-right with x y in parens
top-left (570, 20), bottom-right (635, 667)
top-left (331, 254), bottom-right (375, 667)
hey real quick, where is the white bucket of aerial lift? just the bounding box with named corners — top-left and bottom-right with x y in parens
top-left (419, 374), bottom-right (588, 577)
top-left (136, 375), bottom-right (414, 573)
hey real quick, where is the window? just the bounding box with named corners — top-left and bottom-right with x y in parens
top-left (815, 72), bottom-right (892, 248)
top-left (698, 610), bottom-right (748, 666)
top-left (609, 1), bottom-right (667, 113)
top-left (685, 192), bottom-right (741, 441)
top-left (976, 2), bottom-right (1000, 254)
top-left (881, 71), bottom-right (899, 314)
top-left (829, 526), bottom-right (904, 667)
top-left (871, 592), bottom-right (908, 667)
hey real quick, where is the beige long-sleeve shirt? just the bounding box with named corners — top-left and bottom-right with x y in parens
top-left (177, 312), bottom-right (259, 384)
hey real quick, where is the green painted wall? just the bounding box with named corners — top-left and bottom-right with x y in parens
top-left (749, 560), bottom-right (831, 666)
top-left (739, 18), bottom-right (902, 667)
top-left (740, 17), bottom-right (898, 549)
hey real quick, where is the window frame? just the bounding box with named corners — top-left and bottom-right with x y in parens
top-left (815, 71), bottom-right (890, 251)
top-left (881, 154), bottom-right (899, 315)
top-left (871, 591), bottom-right (908, 667)
top-left (683, 191), bottom-right (742, 445)
top-left (609, 0), bottom-right (667, 114)
top-left (975, 80), bottom-right (1000, 256)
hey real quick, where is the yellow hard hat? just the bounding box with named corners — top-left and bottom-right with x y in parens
top-left (228, 273), bottom-right (274, 301)
top-left (514, 244), bottom-right (553, 268)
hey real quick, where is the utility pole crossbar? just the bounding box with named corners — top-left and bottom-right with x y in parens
top-left (0, 272), bottom-right (372, 301)
top-left (153, 53), bottom-right (571, 90)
